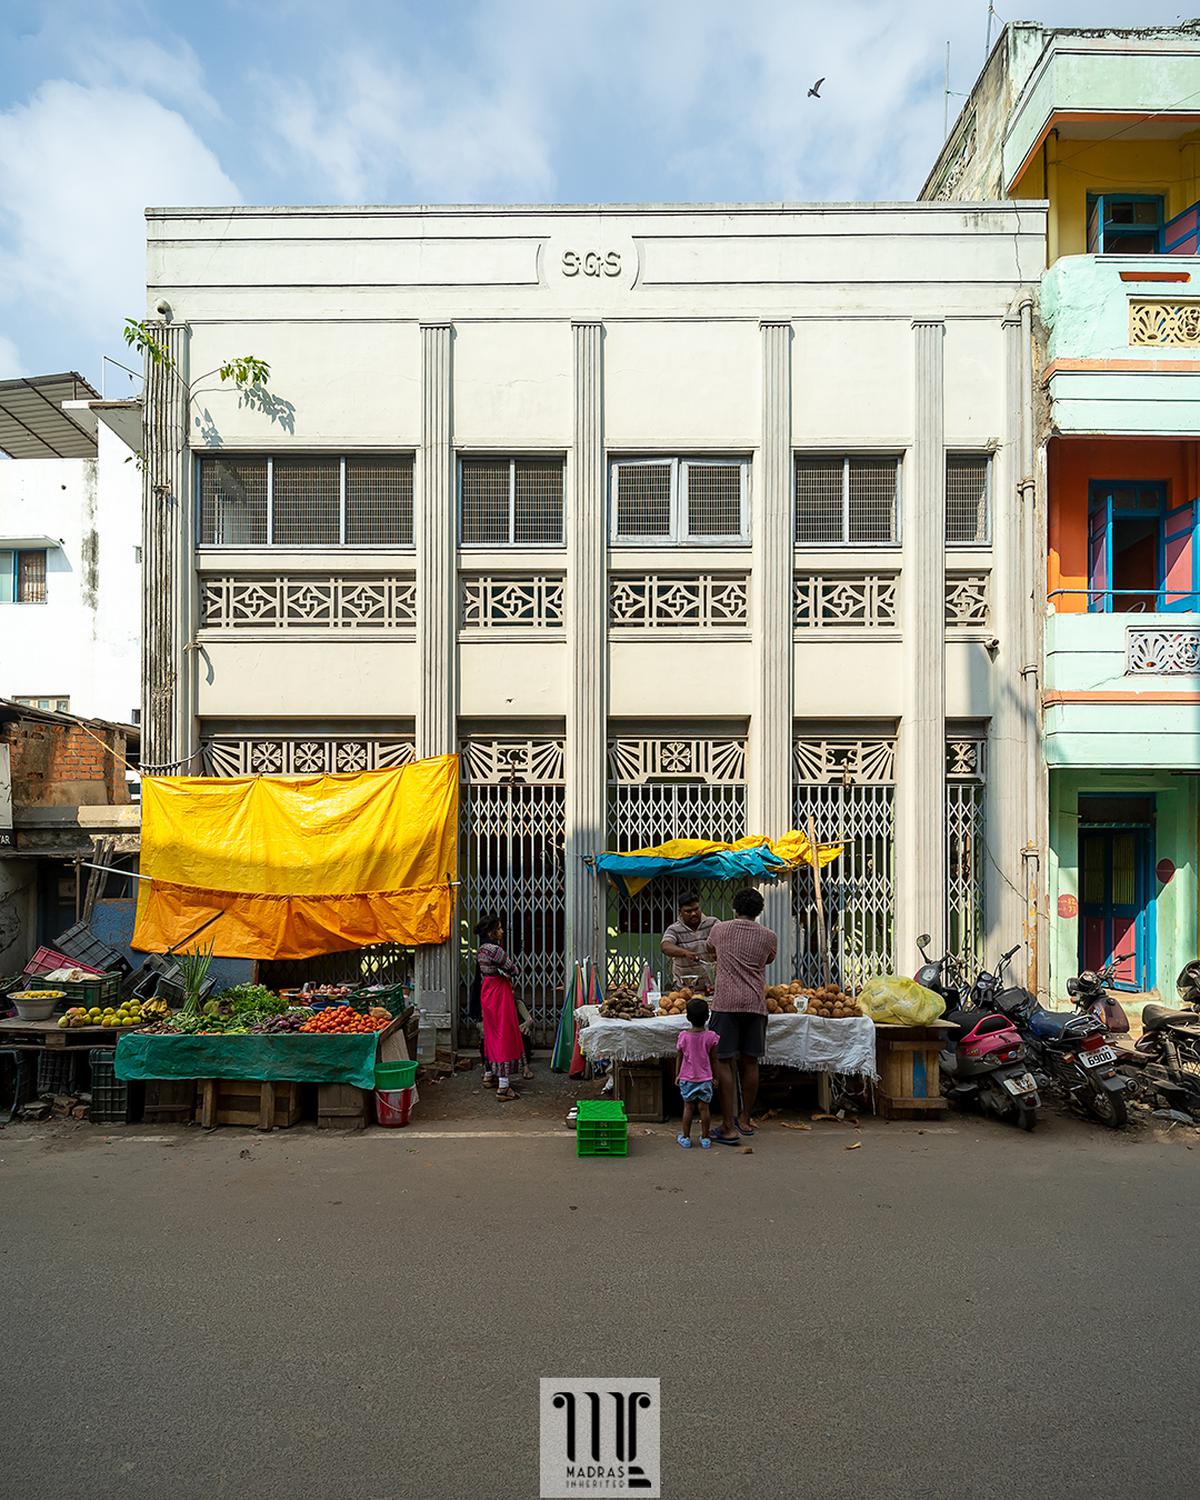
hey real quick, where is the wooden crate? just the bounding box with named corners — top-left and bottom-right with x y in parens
top-left (143, 1078), bottom-right (196, 1124)
top-left (613, 1060), bottom-right (666, 1123)
top-left (874, 1025), bottom-right (952, 1119)
top-left (197, 1079), bottom-right (301, 1131)
top-left (317, 1082), bottom-right (371, 1130)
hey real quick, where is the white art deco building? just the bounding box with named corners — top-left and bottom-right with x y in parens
top-left (137, 200), bottom-right (1047, 1040)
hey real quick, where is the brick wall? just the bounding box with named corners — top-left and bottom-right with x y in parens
top-left (2, 719), bottom-right (130, 808)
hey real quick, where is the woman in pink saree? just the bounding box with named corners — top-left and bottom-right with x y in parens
top-left (474, 915), bottom-right (526, 1101)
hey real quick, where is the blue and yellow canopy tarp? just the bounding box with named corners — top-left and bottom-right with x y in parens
top-left (595, 832), bottom-right (843, 896)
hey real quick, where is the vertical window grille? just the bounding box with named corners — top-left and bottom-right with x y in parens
top-left (606, 738), bottom-right (747, 988)
top-left (271, 456), bottom-right (341, 547)
top-left (946, 455), bottom-right (991, 545)
top-left (456, 738), bottom-right (566, 1045)
top-left (612, 462), bottom-right (673, 539)
top-left (460, 458), bottom-right (565, 545)
top-left (16, 550), bottom-right (47, 603)
top-left (346, 456), bottom-right (414, 545)
top-left (610, 458), bottom-right (748, 543)
top-left (796, 456), bottom-right (900, 545)
top-left (946, 737), bottom-right (986, 965)
top-left (198, 457), bottom-right (267, 545)
top-left (792, 738), bottom-right (896, 988)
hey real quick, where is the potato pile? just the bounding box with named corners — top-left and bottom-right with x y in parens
top-left (600, 983), bottom-right (656, 1021)
top-left (805, 984), bottom-right (862, 1019)
top-left (657, 988), bottom-right (697, 1016)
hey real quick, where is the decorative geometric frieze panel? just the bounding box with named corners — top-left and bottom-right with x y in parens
top-left (459, 573), bottom-right (565, 629)
top-left (944, 572), bottom-right (990, 629)
top-left (200, 575), bottom-right (417, 630)
top-left (607, 736), bottom-right (747, 785)
top-left (945, 738), bottom-right (985, 781)
top-left (1127, 627), bottom-right (1200, 675)
top-left (792, 737), bottom-right (897, 787)
top-left (201, 736), bottom-right (416, 777)
top-left (459, 736), bottom-right (566, 785)
top-left (608, 573), bottom-right (750, 630)
top-left (1129, 300), bottom-right (1200, 346)
top-left (793, 572), bottom-right (899, 629)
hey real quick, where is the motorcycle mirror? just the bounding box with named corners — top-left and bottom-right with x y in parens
top-left (917, 933), bottom-right (931, 948)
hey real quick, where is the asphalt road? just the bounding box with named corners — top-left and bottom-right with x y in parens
top-left (1, 1110), bottom-right (1197, 1500)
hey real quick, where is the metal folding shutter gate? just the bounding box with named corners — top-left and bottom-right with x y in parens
top-left (457, 737), bottom-right (566, 1046)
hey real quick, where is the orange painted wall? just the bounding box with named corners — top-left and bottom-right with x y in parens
top-left (1047, 437), bottom-right (1200, 611)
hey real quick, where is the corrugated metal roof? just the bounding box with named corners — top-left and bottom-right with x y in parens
top-left (0, 372), bottom-right (101, 459)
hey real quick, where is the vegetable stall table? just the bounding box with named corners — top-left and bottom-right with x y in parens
top-left (575, 1004), bottom-right (877, 1121)
top-left (115, 1031), bottom-right (385, 1131)
top-left (0, 1017), bottom-right (127, 1051)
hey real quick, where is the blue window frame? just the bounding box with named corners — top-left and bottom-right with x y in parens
top-left (1087, 480), bottom-right (1200, 612)
top-left (1086, 193), bottom-right (1164, 254)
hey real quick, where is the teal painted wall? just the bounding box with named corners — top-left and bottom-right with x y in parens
top-left (1048, 768), bottom-right (1198, 999)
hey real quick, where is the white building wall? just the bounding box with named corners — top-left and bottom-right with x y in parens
top-left (143, 201), bottom-right (1045, 1025)
top-left (0, 425), bottom-right (140, 722)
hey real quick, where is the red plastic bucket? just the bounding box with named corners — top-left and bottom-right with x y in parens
top-left (375, 1086), bottom-right (415, 1127)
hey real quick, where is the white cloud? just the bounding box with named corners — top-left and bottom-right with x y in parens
top-left (67, 33), bottom-right (222, 120)
top-left (258, 44), bottom-right (555, 202)
top-left (0, 334), bottom-right (23, 379)
top-left (0, 80), bottom-right (239, 374)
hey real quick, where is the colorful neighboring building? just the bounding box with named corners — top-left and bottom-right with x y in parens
top-left (924, 21), bottom-right (1200, 1001)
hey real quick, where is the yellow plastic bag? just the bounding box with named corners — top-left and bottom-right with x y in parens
top-left (858, 975), bottom-right (946, 1026)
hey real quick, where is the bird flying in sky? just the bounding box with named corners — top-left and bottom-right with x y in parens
top-left (808, 77), bottom-right (824, 98)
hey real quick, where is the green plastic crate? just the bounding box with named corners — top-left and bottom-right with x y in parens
top-left (576, 1099), bottom-right (629, 1158)
top-left (57, 973), bottom-right (121, 1010)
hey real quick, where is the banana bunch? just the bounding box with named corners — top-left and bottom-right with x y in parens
top-left (138, 997), bottom-right (173, 1020)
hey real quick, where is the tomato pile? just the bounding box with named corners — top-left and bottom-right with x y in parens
top-left (300, 1006), bottom-right (391, 1034)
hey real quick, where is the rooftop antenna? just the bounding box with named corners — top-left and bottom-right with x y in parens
top-left (985, 2), bottom-right (998, 59)
top-left (944, 39), bottom-right (951, 139)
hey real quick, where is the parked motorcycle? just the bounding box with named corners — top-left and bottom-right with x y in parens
top-left (1119, 963), bottom-right (1200, 1121)
top-left (1066, 958), bottom-right (1132, 1034)
top-left (988, 968), bottom-right (1131, 1129)
top-left (915, 936), bottom-right (1041, 1130)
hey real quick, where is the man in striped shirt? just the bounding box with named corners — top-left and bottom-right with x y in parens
top-left (704, 887), bottom-right (777, 1145)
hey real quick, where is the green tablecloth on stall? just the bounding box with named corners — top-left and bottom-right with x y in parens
top-left (115, 1033), bottom-right (379, 1090)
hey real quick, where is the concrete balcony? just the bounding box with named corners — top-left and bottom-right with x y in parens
top-left (1044, 609), bottom-right (1200, 768)
top-left (1040, 254), bottom-right (1200, 436)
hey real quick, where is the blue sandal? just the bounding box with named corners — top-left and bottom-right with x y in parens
top-left (710, 1132), bottom-right (741, 1146)
top-left (676, 1134), bottom-right (692, 1149)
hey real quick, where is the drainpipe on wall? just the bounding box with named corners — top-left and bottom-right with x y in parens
top-left (1017, 290), bottom-right (1044, 997)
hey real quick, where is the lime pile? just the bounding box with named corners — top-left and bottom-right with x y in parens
top-left (59, 1001), bottom-right (146, 1030)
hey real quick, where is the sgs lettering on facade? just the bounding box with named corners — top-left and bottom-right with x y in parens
top-left (562, 250), bottom-right (622, 278)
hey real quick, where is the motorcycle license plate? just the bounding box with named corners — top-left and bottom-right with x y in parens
top-left (1002, 1072), bottom-right (1038, 1096)
top-left (1080, 1046), bottom-right (1117, 1069)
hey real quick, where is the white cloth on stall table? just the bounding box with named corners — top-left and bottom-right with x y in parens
top-left (574, 1005), bottom-right (877, 1079)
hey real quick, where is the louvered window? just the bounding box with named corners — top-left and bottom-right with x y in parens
top-left (795, 455), bottom-right (900, 546)
top-left (197, 455), bottom-right (415, 546)
top-left (460, 457), bottom-right (565, 546)
top-left (610, 458), bottom-right (749, 543)
top-left (946, 454), bottom-right (990, 545)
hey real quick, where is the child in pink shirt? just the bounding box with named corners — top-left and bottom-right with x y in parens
top-left (674, 997), bottom-right (720, 1149)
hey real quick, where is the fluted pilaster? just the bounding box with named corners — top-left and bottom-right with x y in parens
top-left (141, 321), bottom-right (194, 773)
top-left (565, 322), bottom-right (607, 967)
top-left (415, 323), bottom-right (456, 1020)
top-left (754, 320), bottom-right (795, 976)
top-left (896, 319), bottom-right (947, 960)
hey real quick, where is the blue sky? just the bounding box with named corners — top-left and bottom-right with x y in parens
top-left (0, 0), bottom-right (1184, 386)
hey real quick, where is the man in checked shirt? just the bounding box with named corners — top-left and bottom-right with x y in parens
top-left (703, 887), bottom-right (777, 1145)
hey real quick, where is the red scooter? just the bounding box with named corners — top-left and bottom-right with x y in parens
top-left (915, 935), bottom-right (1042, 1130)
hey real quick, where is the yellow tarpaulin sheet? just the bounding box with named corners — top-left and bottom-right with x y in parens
top-left (132, 756), bottom-right (459, 959)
